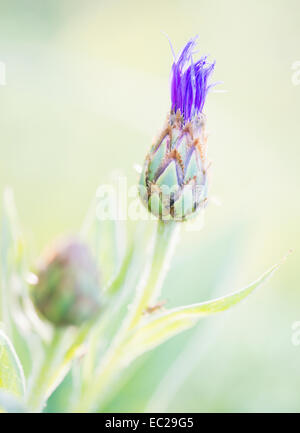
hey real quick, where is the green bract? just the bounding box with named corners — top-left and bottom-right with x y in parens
top-left (139, 111), bottom-right (209, 221)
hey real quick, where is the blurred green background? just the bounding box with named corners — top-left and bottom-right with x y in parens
top-left (0, 0), bottom-right (300, 412)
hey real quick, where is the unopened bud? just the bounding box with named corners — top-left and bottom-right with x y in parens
top-left (31, 237), bottom-right (101, 327)
top-left (139, 37), bottom-right (215, 221)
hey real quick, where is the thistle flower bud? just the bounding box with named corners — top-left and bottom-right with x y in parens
top-left (139, 37), bottom-right (215, 221)
top-left (31, 238), bottom-right (101, 327)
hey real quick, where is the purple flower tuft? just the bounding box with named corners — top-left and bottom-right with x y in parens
top-left (170, 36), bottom-right (215, 122)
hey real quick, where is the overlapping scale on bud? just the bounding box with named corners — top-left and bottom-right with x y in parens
top-left (139, 111), bottom-right (209, 220)
top-left (31, 237), bottom-right (101, 327)
top-left (139, 36), bottom-right (215, 221)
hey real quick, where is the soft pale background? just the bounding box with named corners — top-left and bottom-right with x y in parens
top-left (0, 0), bottom-right (299, 412)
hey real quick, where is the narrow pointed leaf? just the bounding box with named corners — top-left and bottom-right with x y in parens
top-left (0, 330), bottom-right (25, 397)
top-left (122, 263), bottom-right (280, 364)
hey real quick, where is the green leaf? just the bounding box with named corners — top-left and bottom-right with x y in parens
top-left (0, 330), bottom-right (25, 397)
top-left (122, 262), bottom-right (280, 364)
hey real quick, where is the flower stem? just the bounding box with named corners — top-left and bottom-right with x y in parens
top-left (75, 220), bottom-right (180, 412)
top-left (126, 220), bottom-right (180, 330)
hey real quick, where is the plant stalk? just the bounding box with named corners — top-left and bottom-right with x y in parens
top-left (75, 220), bottom-right (180, 412)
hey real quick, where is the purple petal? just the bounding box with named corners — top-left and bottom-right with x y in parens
top-left (170, 37), bottom-right (215, 122)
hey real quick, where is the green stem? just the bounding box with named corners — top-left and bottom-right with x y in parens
top-left (27, 321), bottom-right (94, 412)
top-left (26, 330), bottom-right (63, 412)
top-left (126, 220), bottom-right (180, 330)
top-left (45, 324), bottom-right (92, 402)
top-left (75, 220), bottom-right (180, 412)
